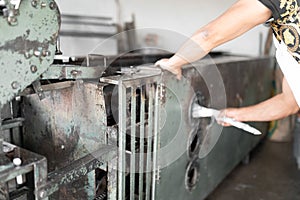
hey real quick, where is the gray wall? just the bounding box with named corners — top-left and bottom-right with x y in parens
top-left (56, 0), bottom-right (269, 57)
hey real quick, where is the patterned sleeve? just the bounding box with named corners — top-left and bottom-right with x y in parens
top-left (258, 0), bottom-right (298, 20)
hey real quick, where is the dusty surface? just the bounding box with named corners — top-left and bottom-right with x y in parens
top-left (207, 124), bottom-right (300, 200)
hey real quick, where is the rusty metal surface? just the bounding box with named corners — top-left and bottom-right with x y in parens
top-left (0, 48), bottom-right (274, 200)
top-left (0, 142), bottom-right (48, 200)
top-left (95, 56), bottom-right (274, 200)
top-left (21, 80), bottom-right (108, 199)
top-left (0, 0), bottom-right (60, 108)
top-left (155, 56), bottom-right (274, 200)
top-left (100, 66), bottom-right (162, 200)
top-left (22, 81), bottom-right (108, 170)
top-left (41, 65), bottom-right (106, 80)
top-left (36, 145), bottom-right (116, 199)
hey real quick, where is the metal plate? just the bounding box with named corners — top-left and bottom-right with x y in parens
top-left (155, 56), bottom-right (274, 200)
top-left (0, 0), bottom-right (60, 107)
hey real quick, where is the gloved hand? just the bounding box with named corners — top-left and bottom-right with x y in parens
top-left (155, 58), bottom-right (182, 80)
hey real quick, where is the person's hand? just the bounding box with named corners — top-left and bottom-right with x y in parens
top-left (155, 58), bottom-right (182, 80)
top-left (217, 108), bottom-right (240, 127)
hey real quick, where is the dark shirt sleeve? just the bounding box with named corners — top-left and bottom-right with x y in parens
top-left (258, 0), bottom-right (281, 20)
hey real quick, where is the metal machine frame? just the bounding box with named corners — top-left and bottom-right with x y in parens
top-left (0, 0), bottom-right (275, 199)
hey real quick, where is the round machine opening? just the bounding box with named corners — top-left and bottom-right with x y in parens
top-left (187, 129), bottom-right (202, 159)
top-left (185, 160), bottom-right (200, 191)
top-left (190, 133), bottom-right (199, 153)
top-left (189, 91), bottom-right (212, 126)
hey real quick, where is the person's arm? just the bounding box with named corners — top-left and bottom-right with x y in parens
top-left (155, 0), bottom-right (272, 79)
top-left (220, 77), bottom-right (300, 123)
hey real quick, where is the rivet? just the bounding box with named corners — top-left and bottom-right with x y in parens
top-left (71, 70), bottom-right (78, 76)
top-left (39, 191), bottom-right (45, 198)
top-left (11, 81), bottom-right (20, 89)
top-left (34, 50), bottom-right (42, 57)
top-left (8, 17), bottom-right (18, 26)
top-left (30, 65), bottom-right (37, 73)
top-left (41, 2), bottom-right (47, 7)
top-left (49, 2), bottom-right (56, 10)
top-left (31, 0), bottom-right (37, 7)
top-left (24, 52), bottom-right (31, 59)
top-left (42, 50), bottom-right (51, 57)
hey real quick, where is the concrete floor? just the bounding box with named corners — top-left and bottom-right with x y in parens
top-left (206, 126), bottom-right (300, 200)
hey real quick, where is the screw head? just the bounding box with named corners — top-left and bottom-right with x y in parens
top-left (30, 65), bottom-right (37, 73)
top-left (34, 50), bottom-right (42, 57)
top-left (13, 158), bottom-right (22, 166)
top-left (24, 52), bottom-right (31, 59)
top-left (71, 70), bottom-right (78, 76)
top-left (49, 2), bottom-right (57, 10)
top-left (42, 50), bottom-right (51, 57)
top-left (41, 2), bottom-right (47, 8)
top-left (8, 17), bottom-right (18, 26)
top-left (39, 191), bottom-right (45, 198)
top-left (11, 81), bottom-right (20, 89)
top-left (31, 0), bottom-right (37, 7)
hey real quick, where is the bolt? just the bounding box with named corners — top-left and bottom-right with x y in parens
top-left (42, 50), bottom-right (51, 57)
top-left (49, 1), bottom-right (56, 10)
top-left (8, 17), bottom-right (18, 26)
top-left (24, 52), bottom-right (31, 59)
top-left (30, 65), bottom-right (37, 73)
top-left (71, 70), bottom-right (78, 76)
top-left (130, 66), bottom-right (134, 75)
top-left (34, 50), bottom-right (42, 57)
top-left (13, 158), bottom-right (23, 185)
top-left (11, 81), bottom-right (20, 89)
top-left (3, 9), bottom-right (8, 17)
top-left (41, 2), bottom-right (47, 8)
top-left (15, 96), bottom-right (21, 101)
top-left (39, 191), bottom-right (45, 198)
top-left (31, 0), bottom-right (37, 7)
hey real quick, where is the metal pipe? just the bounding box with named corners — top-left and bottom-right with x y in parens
top-left (117, 83), bottom-right (126, 200)
top-left (61, 14), bottom-right (113, 21)
top-left (130, 87), bottom-right (137, 200)
top-left (139, 87), bottom-right (145, 200)
top-left (145, 84), bottom-right (154, 200)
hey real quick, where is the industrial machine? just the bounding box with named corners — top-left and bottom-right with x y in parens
top-left (0, 0), bottom-right (274, 199)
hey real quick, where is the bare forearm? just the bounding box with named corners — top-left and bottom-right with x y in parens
top-left (225, 78), bottom-right (300, 122)
top-left (168, 30), bottom-right (211, 67)
top-left (167, 0), bottom-right (271, 67)
top-left (231, 94), bottom-right (299, 122)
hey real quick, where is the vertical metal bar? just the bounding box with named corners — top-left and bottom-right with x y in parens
top-left (130, 87), bottom-right (136, 200)
top-left (107, 158), bottom-right (118, 200)
top-left (86, 172), bottom-right (96, 199)
top-left (107, 127), bottom-right (118, 200)
top-left (118, 83), bottom-right (126, 200)
top-left (0, 111), bottom-right (3, 153)
top-left (139, 87), bottom-right (145, 200)
top-left (151, 84), bottom-right (160, 200)
top-left (145, 84), bottom-right (154, 200)
top-left (34, 158), bottom-right (48, 200)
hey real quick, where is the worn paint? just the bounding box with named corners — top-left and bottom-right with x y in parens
top-left (0, 0), bottom-right (60, 108)
top-left (21, 80), bottom-right (108, 199)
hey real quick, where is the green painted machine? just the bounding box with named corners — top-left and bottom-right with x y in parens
top-left (0, 0), bottom-right (60, 106)
top-left (0, 1), bottom-right (274, 199)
